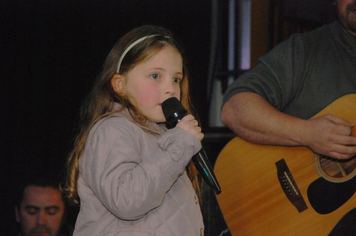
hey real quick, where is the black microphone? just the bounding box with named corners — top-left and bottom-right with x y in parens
top-left (162, 97), bottom-right (221, 194)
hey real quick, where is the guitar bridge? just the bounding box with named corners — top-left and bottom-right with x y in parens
top-left (276, 159), bottom-right (308, 213)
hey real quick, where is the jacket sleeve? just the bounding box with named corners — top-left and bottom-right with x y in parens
top-left (80, 118), bottom-right (201, 220)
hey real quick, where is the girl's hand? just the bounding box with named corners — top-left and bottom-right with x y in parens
top-left (176, 114), bottom-right (204, 142)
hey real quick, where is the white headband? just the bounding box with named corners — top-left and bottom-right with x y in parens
top-left (116, 35), bottom-right (158, 74)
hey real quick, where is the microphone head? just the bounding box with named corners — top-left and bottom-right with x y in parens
top-left (162, 97), bottom-right (188, 128)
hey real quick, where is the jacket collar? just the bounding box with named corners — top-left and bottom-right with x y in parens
top-left (112, 102), bottom-right (167, 135)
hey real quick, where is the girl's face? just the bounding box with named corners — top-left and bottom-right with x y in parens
top-left (123, 46), bottom-right (183, 123)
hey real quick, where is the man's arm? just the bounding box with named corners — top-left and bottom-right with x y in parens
top-left (221, 92), bottom-right (356, 160)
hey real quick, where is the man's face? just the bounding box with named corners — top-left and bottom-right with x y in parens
top-left (336, 0), bottom-right (356, 36)
top-left (15, 186), bottom-right (65, 236)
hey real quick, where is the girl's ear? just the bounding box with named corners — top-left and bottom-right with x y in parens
top-left (111, 74), bottom-right (126, 95)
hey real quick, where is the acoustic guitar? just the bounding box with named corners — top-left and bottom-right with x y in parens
top-left (214, 94), bottom-right (356, 235)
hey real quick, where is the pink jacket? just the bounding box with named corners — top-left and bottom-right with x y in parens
top-left (74, 106), bottom-right (204, 235)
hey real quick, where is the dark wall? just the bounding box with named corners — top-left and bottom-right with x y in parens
top-left (1, 0), bottom-right (213, 233)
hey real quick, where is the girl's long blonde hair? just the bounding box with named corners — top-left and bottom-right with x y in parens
top-left (62, 25), bottom-right (201, 205)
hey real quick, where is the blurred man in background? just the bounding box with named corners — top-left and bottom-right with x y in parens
top-left (14, 177), bottom-right (72, 236)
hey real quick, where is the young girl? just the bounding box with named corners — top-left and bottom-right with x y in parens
top-left (63, 25), bottom-right (205, 235)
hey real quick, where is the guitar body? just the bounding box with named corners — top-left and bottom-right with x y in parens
top-left (215, 94), bottom-right (356, 235)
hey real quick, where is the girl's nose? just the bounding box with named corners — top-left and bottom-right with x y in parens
top-left (164, 81), bottom-right (176, 96)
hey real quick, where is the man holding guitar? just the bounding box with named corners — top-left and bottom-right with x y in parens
top-left (218, 0), bottom-right (356, 235)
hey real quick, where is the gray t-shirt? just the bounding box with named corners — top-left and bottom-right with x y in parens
top-left (223, 21), bottom-right (356, 119)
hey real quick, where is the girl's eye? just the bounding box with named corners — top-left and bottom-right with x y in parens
top-left (173, 77), bottom-right (181, 83)
top-left (150, 73), bottom-right (159, 80)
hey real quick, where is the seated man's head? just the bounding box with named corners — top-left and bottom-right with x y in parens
top-left (15, 178), bottom-right (66, 236)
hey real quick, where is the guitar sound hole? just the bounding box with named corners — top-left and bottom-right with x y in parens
top-left (318, 155), bottom-right (356, 179)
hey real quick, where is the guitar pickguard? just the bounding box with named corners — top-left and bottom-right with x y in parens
top-left (307, 175), bottom-right (356, 214)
